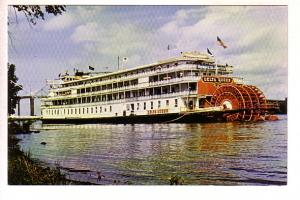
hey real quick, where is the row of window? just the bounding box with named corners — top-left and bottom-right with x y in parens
top-left (75, 79), bottom-right (139, 95)
top-left (58, 69), bottom-right (198, 96)
top-left (61, 62), bottom-right (187, 88)
top-left (50, 84), bottom-right (194, 106)
top-left (46, 105), bottom-right (113, 116)
top-left (45, 99), bottom-right (178, 116)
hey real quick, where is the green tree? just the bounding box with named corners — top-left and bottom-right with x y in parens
top-left (8, 63), bottom-right (22, 115)
top-left (10, 5), bottom-right (66, 26)
top-left (8, 5), bottom-right (67, 115)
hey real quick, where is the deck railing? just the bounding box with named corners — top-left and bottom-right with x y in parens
top-left (41, 90), bottom-right (198, 107)
top-left (49, 63), bottom-right (232, 92)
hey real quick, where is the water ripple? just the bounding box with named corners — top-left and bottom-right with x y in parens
top-left (17, 115), bottom-right (287, 185)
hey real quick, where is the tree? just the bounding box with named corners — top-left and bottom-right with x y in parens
top-left (10, 5), bottom-right (66, 26)
top-left (8, 5), bottom-right (67, 115)
top-left (8, 63), bottom-right (22, 115)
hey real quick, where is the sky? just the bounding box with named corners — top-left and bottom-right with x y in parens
top-left (7, 5), bottom-right (288, 115)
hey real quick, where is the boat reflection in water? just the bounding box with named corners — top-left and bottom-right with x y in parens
top-left (17, 116), bottom-right (287, 185)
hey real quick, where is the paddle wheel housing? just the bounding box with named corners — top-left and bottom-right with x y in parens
top-left (198, 77), bottom-right (277, 122)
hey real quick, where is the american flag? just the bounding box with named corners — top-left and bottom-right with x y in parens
top-left (217, 36), bottom-right (228, 48)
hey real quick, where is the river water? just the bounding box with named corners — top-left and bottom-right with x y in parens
top-left (16, 115), bottom-right (287, 185)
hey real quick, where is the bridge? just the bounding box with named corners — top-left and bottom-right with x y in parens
top-left (8, 115), bottom-right (41, 121)
top-left (16, 84), bottom-right (48, 116)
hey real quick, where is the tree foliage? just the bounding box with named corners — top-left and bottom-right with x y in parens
top-left (8, 63), bottom-right (22, 115)
top-left (8, 6), bottom-right (66, 114)
top-left (11, 5), bottom-right (66, 25)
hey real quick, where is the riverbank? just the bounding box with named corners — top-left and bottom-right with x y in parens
top-left (8, 123), bottom-right (93, 185)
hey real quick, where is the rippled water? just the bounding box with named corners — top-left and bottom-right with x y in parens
top-left (16, 115), bottom-right (287, 185)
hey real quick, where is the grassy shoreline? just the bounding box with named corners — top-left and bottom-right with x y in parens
top-left (8, 123), bottom-right (183, 185)
top-left (8, 123), bottom-right (93, 185)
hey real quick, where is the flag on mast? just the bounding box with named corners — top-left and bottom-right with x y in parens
top-left (89, 66), bottom-right (95, 71)
top-left (217, 36), bottom-right (228, 48)
top-left (207, 48), bottom-right (213, 56)
top-left (121, 57), bottom-right (128, 70)
top-left (123, 57), bottom-right (128, 63)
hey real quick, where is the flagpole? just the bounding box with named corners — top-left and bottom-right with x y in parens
top-left (215, 59), bottom-right (218, 76)
top-left (117, 56), bottom-right (120, 71)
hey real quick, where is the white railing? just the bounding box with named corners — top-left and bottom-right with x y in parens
top-left (49, 63), bottom-right (233, 93)
top-left (47, 76), bottom-right (200, 100)
top-left (49, 64), bottom-right (200, 91)
top-left (149, 76), bottom-right (200, 86)
top-left (43, 90), bottom-right (198, 108)
top-left (50, 63), bottom-right (233, 92)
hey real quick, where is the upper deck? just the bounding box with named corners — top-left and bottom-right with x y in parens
top-left (47, 52), bottom-right (234, 95)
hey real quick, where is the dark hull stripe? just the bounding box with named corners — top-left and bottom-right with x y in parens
top-left (42, 111), bottom-right (226, 124)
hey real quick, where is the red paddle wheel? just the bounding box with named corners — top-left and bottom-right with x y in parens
top-left (209, 84), bottom-right (269, 122)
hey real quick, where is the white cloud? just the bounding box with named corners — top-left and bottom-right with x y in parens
top-left (43, 6), bottom-right (105, 31)
top-left (70, 22), bottom-right (100, 42)
top-left (67, 6), bottom-right (287, 98)
top-left (71, 21), bottom-right (151, 57)
top-left (157, 6), bottom-right (287, 98)
top-left (43, 13), bottom-right (74, 31)
top-left (9, 6), bottom-right (287, 100)
top-left (75, 6), bottom-right (104, 19)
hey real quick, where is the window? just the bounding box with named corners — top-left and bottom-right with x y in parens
top-left (151, 101), bottom-right (153, 109)
top-left (95, 107), bottom-right (97, 113)
top-left (137, 103), bottom-right (140, 110)
top-left (100, 107), bottom-right (102, 113)
top-left (82, 108), bottom-right (85, 114)
top-left (91, 107), bottom-right (93, 114)
top-left (158, 101), bottom-right (161, 108)
top-left (175, 99), bottom-right (178, 107)
top-left (110, 106), bottom-right (112, 112)
top-left (71, 109), bottom-right (73, 115)
top-left (87, 108), bottom-right (89, 114)
top-left (75, 109), bottom-right (77, 114)
top-left (144, 102), bottom-right (146, 110)
top-left (166, 100), bottom-right (169, 106)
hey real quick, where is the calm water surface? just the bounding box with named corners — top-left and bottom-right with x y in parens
top-left (17, 115), bottom-right (287, 185)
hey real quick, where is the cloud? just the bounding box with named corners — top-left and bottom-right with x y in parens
top-left (43, 6), bottom-right (288, 99)
top-left (157, 6), bottom-right (287, 98)
top-left (43, 6), bottom-right (105, 31)
top-left (70, 19), bottom-right (153, 69)
top-left (43, 13), bottom-right (74, 31)
top-left (70, 22), bottom-right (99, 42)
top-left (8, 5), bottom-right (287, 116)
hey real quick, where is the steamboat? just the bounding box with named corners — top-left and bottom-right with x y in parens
top-left (41, 51), bottom-right (278, 124)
